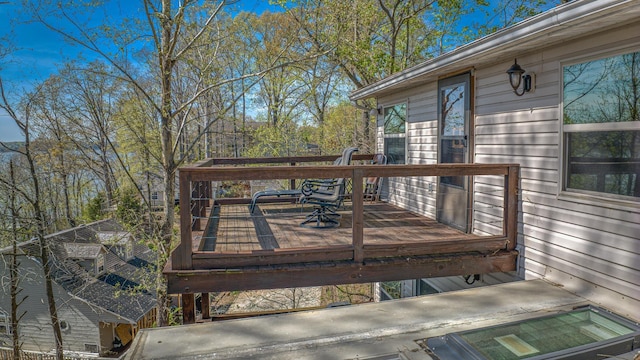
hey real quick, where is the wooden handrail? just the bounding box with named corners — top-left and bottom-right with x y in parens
top-left (171, 157), bottom-right (520, 271)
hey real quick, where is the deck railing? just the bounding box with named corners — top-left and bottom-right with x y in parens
top-left (170, 155), bottom-right (519, 272)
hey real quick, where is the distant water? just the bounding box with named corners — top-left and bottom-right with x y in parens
top-left (0, 151), bottom-right (22, 165)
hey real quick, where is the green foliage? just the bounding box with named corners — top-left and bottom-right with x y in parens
top-left (116, 188), bottom-right (143, 227)
top-left (464, 0), bottom-right (557, 42)
top-left (217, 181), bottom-right (251, 198)
top-left (311, 101), bottom-right (358, 154)
top-left (169, 306), bottom-right (183, 327)
top-left (244, 120), bottom-right (309, 158)
top-left (84, 192), bottom-right (107, 221)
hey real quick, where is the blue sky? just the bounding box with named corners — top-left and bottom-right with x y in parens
top-left (0, 0), bottom-right (281, 142)
top-left (0, 1), bottom-right (557, 142)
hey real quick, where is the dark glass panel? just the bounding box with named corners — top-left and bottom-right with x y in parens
top-left (441, 138), bottom-right (465, 187)
top-left (384, 137), bottom-right (405, 164)
top-left (563, 52), bottom-right (640, 125)
top-left (384, 104), bottom-right (406, 134)
top-left (566, 131), bottom-right (640, 197)
top-left (440, 85), bottom-right (466, 136)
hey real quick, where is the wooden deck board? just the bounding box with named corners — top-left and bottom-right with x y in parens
top-left (216, 205), bottom-right (262, 252)
top-left (197, 202), bottom-right (482, 253)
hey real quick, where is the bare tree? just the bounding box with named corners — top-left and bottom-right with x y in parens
top-left (5, 161), bottom-right (28, 360)
top-left (0, 79), bottom-right (64, 359)
top-left (23, 0), bottom-right (322, 325)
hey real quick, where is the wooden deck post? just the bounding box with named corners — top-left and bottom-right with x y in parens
top-left (352, 168), bottom-right (364, 263)
top-left (171, 171), bottom-right (193, 270)
top-left (201, 292), bottom-right (210, 320)
top-left (504, 165), bottom-right (519, 251)
top-left (290, 162), bottom-right (296, 190)
top-left (182, 293), bottom-right (195, 324)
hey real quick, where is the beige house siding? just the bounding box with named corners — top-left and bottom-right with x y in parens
top-left (375, 19), bottom-right (640, 320)
top-left (477, 23), bottom-right (640, 320)
top-left (377, 83), bottom-right (439, 218)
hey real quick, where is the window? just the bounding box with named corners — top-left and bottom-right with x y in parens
top-left (383, 103), bottom-right (406, 164)
top-left (563, 51), bottom-right (640, 199)
top-left (380, 281), bottom-right (402, 301)
top-left (151, 191), bottom-right (159, 200)
top-left (84, 343), bottom-right (99, 353)
top-left (59, 320), bottom-right (69, 331)
top-left (0, 310), bottom-right (11, 335)
top-left (96, 254), bottom-right (105, 275)
top-left (416, 279), bottom-right (439, 295)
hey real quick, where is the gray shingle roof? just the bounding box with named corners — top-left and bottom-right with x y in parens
top-left (14, 219), bottom-right (157, 323)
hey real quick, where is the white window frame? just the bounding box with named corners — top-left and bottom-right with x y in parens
top-left (125, 241), bottom-right (133, 260)
top-left (382, 102), bottom-right (408, 164)
top-left (0, 310), bottom-right (12, 335)
top-left (84, 343), bottom-right (99, 353)
top-left (559, 49), bottom-right (640, 207)
top-left (96, 253), bottom-right (105, 275)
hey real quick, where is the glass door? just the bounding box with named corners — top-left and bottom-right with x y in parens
top-left (437, 73), bottom-right (471, 232)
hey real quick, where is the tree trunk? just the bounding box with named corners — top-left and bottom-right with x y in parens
top-left (9, 162), bottom-right (22, 360)
top-left (156, 0), bottom-right (177, 327)
top-left (26, 138), bottom-right (64, 359)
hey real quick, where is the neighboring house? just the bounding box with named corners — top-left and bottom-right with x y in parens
top-left (350, 0), bottom-right (639, 319)
top-left (0, 219), bottom-right (157, 356)
top-left (143, 173), bottom-right (173, 209)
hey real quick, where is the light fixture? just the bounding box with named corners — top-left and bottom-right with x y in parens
top-left (369, 106), bottom-right (382, 117)
top-left (506, 59), bottom-right (533, 96)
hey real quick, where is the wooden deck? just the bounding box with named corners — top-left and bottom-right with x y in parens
top-left (167, 200), bottom-right (517, 295)
top-left (165, 156), bottom-right (520, 323)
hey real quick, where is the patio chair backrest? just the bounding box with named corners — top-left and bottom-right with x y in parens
top-left (364, 153), bottom-right (388, 201)
top-left (338, 147), bottom-right (359, 166)
top-left (372, 153), bottom-right (387, 166)
top-left (322, 147), bottom-right (357, 201)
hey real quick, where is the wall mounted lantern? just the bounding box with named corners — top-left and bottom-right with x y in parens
top-left (370, 106), bottom-right (382, 117)
top-left (506, 59), bottom-right (533, 96)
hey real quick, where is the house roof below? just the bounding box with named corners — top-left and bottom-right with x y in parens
top-left (126, 279), bottom-right (637, 360)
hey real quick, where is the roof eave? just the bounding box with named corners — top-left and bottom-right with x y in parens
top-left (350, 0), bottom-right (636, 101)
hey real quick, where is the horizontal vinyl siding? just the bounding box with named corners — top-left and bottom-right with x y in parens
top-left (474, 22), bottom-right (640, 316)
top-left (58, 301), bottom-right (102, 353)
top-left (374, 19), bottom-right (640, 316)
top-left (379, 84), bottom-right (438, 218)
top-left (1, 259), bottom-right (58, 353)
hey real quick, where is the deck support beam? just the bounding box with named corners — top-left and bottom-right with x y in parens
top-left (182, 293), bottom-right (195, 324)
top-left (201, 292), bottom-right (210, 320)
top-left (169, 250), bottom-right (517, 295)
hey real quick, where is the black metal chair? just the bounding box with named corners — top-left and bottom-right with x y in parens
top-left (249, 151), bottom-right (346, 213)
top-left (299, 147), bottom-right (358, 228)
